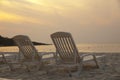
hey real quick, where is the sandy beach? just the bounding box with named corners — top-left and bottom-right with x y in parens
top-left (0, 52), bottom-right (120, 80)
top-left (1, 0), bottom-right (120, 80)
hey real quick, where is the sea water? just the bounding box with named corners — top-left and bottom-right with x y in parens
top-left (0, 43), bottom-right (120, 53)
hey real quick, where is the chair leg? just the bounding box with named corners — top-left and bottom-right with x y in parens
top-left (38, 62), bottom-right (44, 70)
top-left (8, 64), bottom-right (15, 71)
top-left (67, 68), bottom-right (72, 77)
top-left (38, 64), bottom-right (42, 71)
top-left (78, 59), bottom-right (83, 75)
top-left (93, 55), bottom-right (99, 68)
top-left (25, 64), bottom-right (31, 72)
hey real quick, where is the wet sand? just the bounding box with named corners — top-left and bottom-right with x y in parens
top-left (0, 52), bottom-right (120, 80)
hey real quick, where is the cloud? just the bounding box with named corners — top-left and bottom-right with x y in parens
top-left (0, 0), bottom-right (120, 43)
top-left (0, 11), bottom-right (35, 23)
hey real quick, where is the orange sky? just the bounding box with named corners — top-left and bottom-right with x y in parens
top-left (0, 0), bottom-right (120, 43)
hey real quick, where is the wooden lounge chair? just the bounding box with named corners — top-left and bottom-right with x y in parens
top-left (50, 32), bottom-right (99, 76)
top-left (7, 35), bottom-right (43, 71)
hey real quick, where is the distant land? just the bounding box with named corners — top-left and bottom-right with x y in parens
top-left (0, 35), bottom-right (50, 46)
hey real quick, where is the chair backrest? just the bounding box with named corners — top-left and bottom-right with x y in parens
top-left (51, 32), bottom-right (80, 64)
top-left (13, 35), bottom-right (41, 61)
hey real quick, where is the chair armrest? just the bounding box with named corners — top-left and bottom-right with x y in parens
top-left (80, 53), bottom-right (95, 58)
top-left (79, 53), bottom-right (96, 62)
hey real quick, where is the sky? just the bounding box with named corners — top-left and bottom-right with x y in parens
top-left (0, 0), bottom-right (120, 44)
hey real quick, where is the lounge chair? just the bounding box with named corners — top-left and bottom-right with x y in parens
top-left (7, 35), bottom-right (43, 71)
top-left (50, 32), bottom-right (99, 76)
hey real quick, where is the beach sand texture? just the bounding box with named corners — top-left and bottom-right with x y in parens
top-left (0, 52), bottom-right (120, 80)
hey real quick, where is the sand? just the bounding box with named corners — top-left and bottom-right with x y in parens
top-left (0, 52), bottom-right (120, 80)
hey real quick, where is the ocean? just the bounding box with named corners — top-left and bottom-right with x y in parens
top-left (0, 43), bottom-right (120, 53)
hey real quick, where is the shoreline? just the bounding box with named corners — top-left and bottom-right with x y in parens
top-left (1, 44), bottom-right (120, 53)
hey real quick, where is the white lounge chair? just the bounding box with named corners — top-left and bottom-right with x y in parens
top-left (51, 32), bottom-right (99, 76)
top-left (8, 35), bottom-right (43, 71)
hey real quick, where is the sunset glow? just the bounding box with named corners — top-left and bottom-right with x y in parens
top-left (0, 0), bottom-right (120, 43)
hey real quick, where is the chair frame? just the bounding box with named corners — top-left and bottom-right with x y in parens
top-left (51, 32), bottom-right (99, 76)
top-left (9, 35), bottom-right (43, 71)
